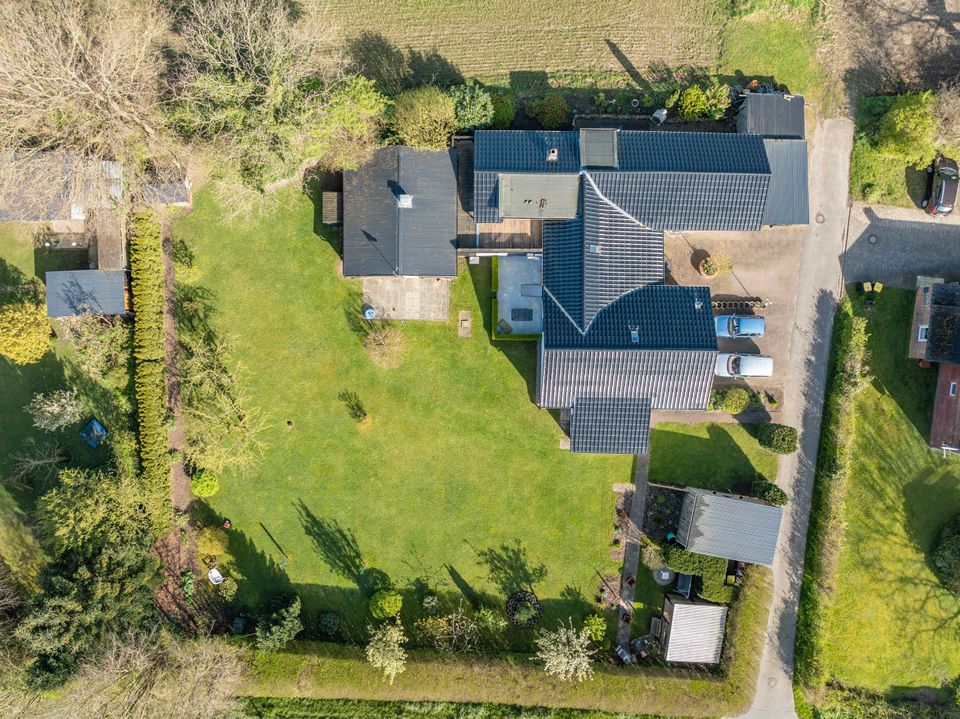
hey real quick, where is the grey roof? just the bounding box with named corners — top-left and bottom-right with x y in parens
top-left (543, 181), bottom-right (665, 331)
top-left (474, 130), bottom-right (580, 173)
top-left (590, 169), bottom-right (770, 232)
top-left (142, 181), bottom-right (191, 206)
top-left (46, 270), bottom-right (126, 317)
top-left (677, 490), bottom-right (783, 566)
top-left (569, 397), bottom-right (651, 454)
top-left (664, 601), bottom-right (728, 664)
top-left (0, 153), bottom-right (122, 222)
top-left (926, 283), bottom-right (960, 363)
top-left (615, 131), bottom-right (771, 174)
top-left (580, 128), bottom-right (619, 168)
top-left (761, 140), bottom-right (809, 225)
top-left (737, 94), bottom-right (805, 140)
top-left (343, 147), bottom-right (457, 277)
top-left (498, 173), bottom-right (579, 219)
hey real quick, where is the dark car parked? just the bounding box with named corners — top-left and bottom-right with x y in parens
top-left (922, 157), bottom-right (959, 217)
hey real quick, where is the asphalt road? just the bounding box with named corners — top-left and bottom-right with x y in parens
top-left (736, 118), bottom-right (853, 719)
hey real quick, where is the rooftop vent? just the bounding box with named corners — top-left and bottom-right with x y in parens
top-left (547, 148), bottom-right (558, 162)
top-left (694, 300), bottom-right (704, 310)
top-left (630, 328), bottom-right (640, 344)
top-left (588, 244), bottom-right (601, 254)
top-left (397, 194), bottom-right (413, 208)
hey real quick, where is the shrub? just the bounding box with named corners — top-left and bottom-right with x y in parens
top-left (933, 515), bottom-right (960, 595)
top-left (312, 75), bottom-right (389, 171)
top-left (421, 594), bottom-right (440, 614)
top-left (534, 619), bottom-right (595, 683)
top-left (664, 89), bottom-right (681, 109)
top-left (474, 606), bottom-right (507, 633)
top-left (530, 94), bottom-right (568, 129)
top-left (57, 313), bottom-right (131, 380)
top-left (0, 299), bottom-right (50, 365)
top-left (447, 83), bottom-right (494, 131)
top-left (752, 476), bottom-right (789, 506)
top-left (196, 526), bottom-right (229, 561)
top-left (180, 570), bottom-right (196, 602)
top-left (489, 91), bottom-right (517, 129)
top-left (388, 87), bottom-right (456, 150)
top-left (25, 390), bottom-right (84, 432)
top-left (219, 576), bottom-right (238, 602)
top-left (256, 597), bottom-right (303, 652)
top-left (663, 544), bottom-right (735, 603)
top-left (506, 590), bottom-right (542, 627)
top-left (877, 91), bottom-right (937, 168)
top-left (318, 611), bottom-right (341, 638)
top-left (364, 324), bottom-right (405, 369)
top-left (338, 389), bottom-right (367, 422)
top-left (369, 589), bottom-right (402, 620)
top-left (758, 423), bottom-right (798, 454)
top-left (703, 78), bottom-right (731, 120)
top-left (582, 614), bottom-right (607, 644)
top-left (415, 603), bottom-right (478, 653)
top-left (366, 620), bottom-right (406, 684)
top-left (701, 253), bottom-right (733, 276)
top-left (191, 470), bottom-right (220, 498)
top-left (678, 85), bottom-right (708, 120)
top-left (712, 387), bottom-right (752, 414)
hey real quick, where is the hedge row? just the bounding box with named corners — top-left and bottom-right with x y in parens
top-left (794, 296), bottom-right (869, 689)
top-left (128, 210), bottom-right (171, 531)
top-left (662, 544), bottom-right (736, 604)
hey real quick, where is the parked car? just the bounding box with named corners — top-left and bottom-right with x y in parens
top-left (922, 157), bottom-right (959, 217)
top-left (715, 353), bottom-right (774, 378)
top-left (715, 314), bottom-right (765, 338)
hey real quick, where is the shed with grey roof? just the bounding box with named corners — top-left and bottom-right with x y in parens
top-left (737, 93), bottom-right (806, 140)
top-left (659, 595), bottom-right (728, 664)
top-left (677, 489), bottom-right (783, 566)
top-left (343, 146), bottom-right (457, 277)
top-left (761, 139), bottom-right (809, 225)
top-left (46, 270), bottom-right (126, 317)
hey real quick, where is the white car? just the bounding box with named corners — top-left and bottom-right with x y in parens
top-left (715, 353), bottom-right (774, 378)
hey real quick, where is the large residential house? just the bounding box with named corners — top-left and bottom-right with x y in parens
top-left (472, 101), bottom-right (809, 454)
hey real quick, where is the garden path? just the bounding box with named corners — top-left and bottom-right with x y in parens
top-left (616, 454), bottom-right (649, 649)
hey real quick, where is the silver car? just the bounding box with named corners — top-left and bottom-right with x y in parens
top-left (715, 314), bottom-right (765, 338)
top-left (715, 353), bottom-right (774, 378)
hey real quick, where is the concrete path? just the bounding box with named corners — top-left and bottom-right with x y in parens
top-left (616, 454), bottom-right (650, 648)
top-left (736, 118), bottom-right (854, 719)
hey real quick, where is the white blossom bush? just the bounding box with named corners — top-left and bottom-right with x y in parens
top-left (534, 619), bottom-right (596, 683)
top-left (25, 390), bottom-right (83, 432)
top-left (366, 620), bottom-right (407, 684)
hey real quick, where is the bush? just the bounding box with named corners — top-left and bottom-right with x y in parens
top-left (219, 576), bottom-right (238, 602)
top-left (664, 89), bottom-right (680, 109)
top-left (530, 94), bottom-right (568, 129)
top-left (534, 620), bottom-right (595, 683)
top-left (0, 299), bottom-right (50, 365)
top-left (582, 614), bottom-right (606, 644)
top-left (703, 79), bottom-right (731, 120)
top-left (678, 85), bottom-right (708, 120)
top-left (363, 324), bottom-right (405, 369)
top-left (196, 526), bottom-right (229, 561)
top-left (366, 620), bottom-right (406, 684)
top-left (191, 470), bottom-right (220, 498)
top-left (701, 253), bottom-right (733, 276)
top-left (57, 313), bottom-right (131, 380)
top-left (180, 570), bottom-right (196, 602)
top-left (877, 91), bottom-right (937, 168)
top-left (318, 611), bottom-right (341, 638)
top-left (506, 590), bottom-right (542, 627)
top-left (933, 515), bottom-right (960, 595)
top-left (663, 544), bottom-right (735, 603)
top-left (369, 589), bottom-right (403, 620)
top-left (312, 75), bottom-right (389, 171)
top-left (25, 390), bottom-right (84, 432)
top-left (256, 597), bottom-right (303, 652)
top-left (489, 92), bottom-right (517, 129)
top-left (447, 83), bottom-right (494, 132)
top-left (752, 476), bottom-right (789, 506)
top-left (717, 387), bottom-right (752, 414)
top-left (758, 423), bottom-right (798, 454)
top-left (388, 86), bottom-right (456, 150)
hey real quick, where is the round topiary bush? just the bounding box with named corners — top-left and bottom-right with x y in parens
top-left (700, 253), bottom-right (733, 277)
top-left (369, 589), bottom-right (403, 620)
top-left (447, 83), bottom-right (494, 131)
top-left (933, 516), bottom-right (960, 596)
top-left (758, 423), bottom-right (798, 454)
top-left (721, 387), bottom-right (752, 414)
top-left (318, 611), bottom-right (341, 638)
top-left (530, 94), bottom-right (568, 129)
top-left (490, 91), bottom-right (517, 129)
top-left (506, 590), bottom-right (542, 627)
top-left (191, 470), bottom-right (220, 498)
top-left (752, 476), bottom-right (789, 506)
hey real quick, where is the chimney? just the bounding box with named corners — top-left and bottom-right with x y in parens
top-left (694, 300), bottom-right (703, 310)
top-left (547, 148), bottom-right (558, 162)
top-left (397, 194), bottom-right (413, 208)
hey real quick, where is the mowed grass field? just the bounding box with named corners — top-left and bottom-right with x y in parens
top-left (823, 290), bottom-right (960, 691)
top-left (334, 0), bottom-right (730, 81)
top-left (171, 187), bottom-right (777, 639)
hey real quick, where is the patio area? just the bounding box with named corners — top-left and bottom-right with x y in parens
top-left (495, 254), bottom-right (543, 335)
top-left (362, 275), bottom-right (452, 321)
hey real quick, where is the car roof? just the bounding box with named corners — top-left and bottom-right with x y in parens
top-left (738, 354), bottom-right (774, 370)
top-left (941, 157), bottom-right (958, 172)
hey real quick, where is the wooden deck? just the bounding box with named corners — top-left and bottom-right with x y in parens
top-left (476, 218), bottom-right (542, 252)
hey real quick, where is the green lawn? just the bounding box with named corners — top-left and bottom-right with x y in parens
top-left (0, 225), bottom-right (127, 586)
top-left (171, 188), bottom-right (777, 645)
top-left (822, 290), bottom-right (960, 692)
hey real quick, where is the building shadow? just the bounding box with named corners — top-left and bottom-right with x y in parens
top-left (302, 167), bottom-right (342, 256)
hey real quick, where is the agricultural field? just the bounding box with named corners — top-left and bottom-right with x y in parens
top-left (822, 290), bottom-right (960, 691)
top-left (171, 187), bottom-right (778, 643)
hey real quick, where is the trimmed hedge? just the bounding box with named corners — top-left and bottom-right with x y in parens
top-left (128, 210), bottom-right (171, 530)
top-left (757, 423), bottom-right (798, 454)
top-left (751, 476), bottom-right (788, 506)
top-left (662, 544), bottom-right (736, 604)
top-left (794, 296), bottom-right (869, 689)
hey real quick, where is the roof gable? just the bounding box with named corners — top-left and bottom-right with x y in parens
top-left (761, 139), bottom-right (809, 225)
top-left (677, 490), bottom-right (783, 566)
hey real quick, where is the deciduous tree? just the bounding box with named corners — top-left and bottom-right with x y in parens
top-left (25, 391), bottom-right (83, 433)
top-left (0, 300), bottom-right (50, 365)
top-left (365, 620), bottom-right (406, 684)
top-left (533, 619), bottom-right (595, 683)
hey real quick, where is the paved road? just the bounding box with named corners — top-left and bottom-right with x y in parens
top-left (843, 203), bottom-right (960, 287)
top-left (736, 118), bottom-right (854, 719)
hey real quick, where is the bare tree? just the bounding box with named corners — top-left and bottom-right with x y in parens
top-left (363, 323), bottom-right (405, 369)
top-left (936, 78), bottom-right (960, 148)
top-left (0, 0), bottom-right (174, 219)
top-left (6, 443), bottom-right (66, 491)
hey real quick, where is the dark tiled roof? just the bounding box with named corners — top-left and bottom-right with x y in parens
top-left (762, 139), bottom-right (809, 225)
top-left (737, 94), bottom-right (806, 140)
top-left (616, 131), bottom-right (771, 173)
top-left (538, 343), bottom-right (716, 409)
top-left (543, 285), bottom-right (716, 350)
top-left (926, 283), bottom-right (960, 363)
top-left (542, 216), bottom-right (585, 329)
top-left (343, 147), bottom-right (457, 277)
top-left (570, 397), bottom-right (651, 454)
top-left (590, 170), bottom-right (770, 232)
top-left (474, 130), bottom-right (580, 173)
top-left (46, 270), bottom-right (126, 317)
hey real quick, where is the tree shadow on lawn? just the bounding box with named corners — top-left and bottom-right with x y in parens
top-left (473, 539), bottom-right (548, 596)
top-left (296, 501), bottom-right (366, 582)
top-left (346, 31), bottom-right (463, 95)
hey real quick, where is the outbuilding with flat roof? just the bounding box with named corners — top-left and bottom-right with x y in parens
top-left (659, 595), bottom-right (728, 664)
top-left (46, 270), bottom-right (126, 317)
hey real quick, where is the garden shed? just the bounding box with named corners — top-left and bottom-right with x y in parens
top-left (659, 594), bottom-right (727, 664)
top-left (46, 269), bottom-right (127, 317)
top-left (676, 489), bottom-right (783, 566)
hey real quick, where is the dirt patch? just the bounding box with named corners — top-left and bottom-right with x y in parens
top-left (643, 486), bottom-right (685, 541)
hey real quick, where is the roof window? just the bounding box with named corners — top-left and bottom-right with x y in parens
top-left (547, 148), bottom-right (558, 162)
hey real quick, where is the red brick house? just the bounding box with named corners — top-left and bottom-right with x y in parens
top-left (910, 277), bottom-right (960, 451)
